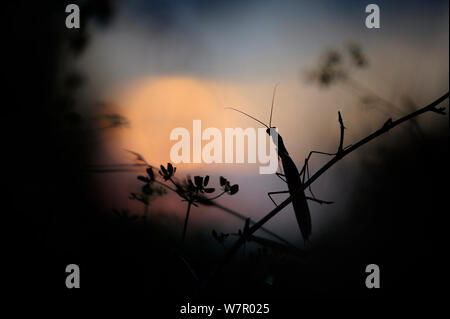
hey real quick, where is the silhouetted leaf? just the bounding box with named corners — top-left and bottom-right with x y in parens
top-left (129, 193), bottom-right (138, 200)
top-left (159, 164), bottom-right (174, 181)
top-left (142, 183), bottom-right (152, 195)
top-left (204, 188), bottom-right (215, 193)
top-left (187, 177), bottom-right (195, 190)
top-left (98, 113), bottom-right (129, 129)
top-left (146, 167), bottom-right (155, 181)
top-left (137, 175), bottom-right (149, 183)
top-left (194, 176), bottom-right (203, 188)
top-left (347, 43), bottom-right (368, 68)
top-left (204, 175), bottom-right (210, 186)
top-left (229, 184), bottom-right (239, 195)
top-left (307, 48), bottom-right (346, 87)
top-left (220, 176), bottom-right (227, 186)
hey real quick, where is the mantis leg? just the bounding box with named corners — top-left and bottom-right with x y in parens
top-left (276, 172), bottom-right (287, 183)
top-left (268, 190), bottom-right (289, 207)
top-left (299, 150), bottom-right (335, 197)
top-left (299, 150), bottom-right (336, 178)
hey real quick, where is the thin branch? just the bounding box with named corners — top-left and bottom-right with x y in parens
top-left (181, 202), bottom-right (192, 245)
top-left (178, 255), bottom-right (199, 281)
top-left (207, 191), bottom-right (227, 201)
top-left (338, 111), bottom-right (345, 154)
top-left (217, 92), bottom-right (448, 270)
top-left (306, 197), bottom-right (333, 205)
top-left (153, 179), bottom-right (178, 193)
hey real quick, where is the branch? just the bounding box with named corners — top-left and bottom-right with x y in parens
top-left (217, 92), bottom-right (448, 270)
top-left (305, 196), bottom-right (333, 205)
top-left (207, 191), bottom-right (227, 201)
top-left (338, 111), bottom-right (345, 154)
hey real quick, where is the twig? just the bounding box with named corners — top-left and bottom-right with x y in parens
top-left (207, 191), bottom-right (227, 201)
top-left (178, 254), bottom-right (199, 281)
top-left (338, 111), bottom-right (345, 154)
top-left (181, 202), bottom-right (192, 245)
top-left (305, 197), bottom-right (333, 205)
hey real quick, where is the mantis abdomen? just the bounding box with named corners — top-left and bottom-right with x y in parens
top-left (278, 136), bottom-right (312, 242)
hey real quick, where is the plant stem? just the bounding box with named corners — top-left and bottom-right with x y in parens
top-left (181, 201), bottom-right (192, 245)
top-left (207, 191), bottom-right (226, 200)
top-left (143, 203), bottom-right (148, 221)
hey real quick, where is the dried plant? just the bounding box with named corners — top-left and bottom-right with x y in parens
top-left (134, 162), bottom-right (239, 246)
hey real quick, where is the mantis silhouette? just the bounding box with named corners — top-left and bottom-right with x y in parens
top-left (226, 85), bottom-right (332, 243)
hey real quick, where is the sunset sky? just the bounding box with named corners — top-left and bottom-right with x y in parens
top-left (75, 0), bottom-right (449, 244)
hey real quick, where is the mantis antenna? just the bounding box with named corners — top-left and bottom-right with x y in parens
top-left (226, 84), bottom-right (280, 129)
top-left (269, 83), bottom-right (279, 128)
top-left (225, 107), bottom-right (269, 129)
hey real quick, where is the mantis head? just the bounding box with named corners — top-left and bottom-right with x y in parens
top-left (266, 127), bottom-right (277, 136)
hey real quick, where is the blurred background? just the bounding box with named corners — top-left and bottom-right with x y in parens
top-left (6, 0), bottom-right (449, 310)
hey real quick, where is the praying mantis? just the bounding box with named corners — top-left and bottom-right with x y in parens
top-left (226, 85), bottom-right (332, 243)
